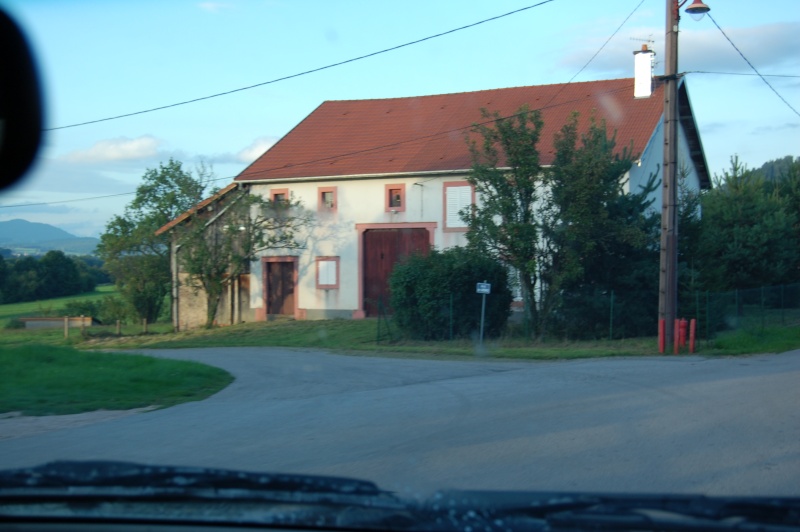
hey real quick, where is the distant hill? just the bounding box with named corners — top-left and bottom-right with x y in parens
top-left (0, 219), bottom-right (99, 255)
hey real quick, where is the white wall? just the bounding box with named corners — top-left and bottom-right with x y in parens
top-left (247, 173), bottom-right (471, 319)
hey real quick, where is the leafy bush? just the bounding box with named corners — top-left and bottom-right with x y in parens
top-left (390, 247), bottom-right (512, 340)
top-left (62, 295), bottom-right (134, 325)
top-left (3, 318), bottom-right (25, 330)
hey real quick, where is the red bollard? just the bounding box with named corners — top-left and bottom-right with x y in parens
top-left (673, 319), bottom-right (680, 355)
top-left (658, 319), bottom-right (665, 354)
top-left (679, 318), bottom-right (688, 348)
top-left (689, 318), bottom-right (697, 353)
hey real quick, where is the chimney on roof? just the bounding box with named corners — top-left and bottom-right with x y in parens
top-left (633, 43), bottom-right (656, 99)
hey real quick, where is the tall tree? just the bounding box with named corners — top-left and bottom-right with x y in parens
top-left (38, 250), bottom-right (82, 299)
top-left (696, 156), bottom-right (798, 291)
top-left (97, 158), bottom-right (208, 323)
top-left (546, 114), bottom-right (659, 338)
top-left (175, 189), bottom-right (312, 329)
top-left (464, 106), bottom-right (547, 336)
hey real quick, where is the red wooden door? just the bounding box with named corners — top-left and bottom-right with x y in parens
top-left (363, 228), bottom-right (429, 317)
top-left (266, 261), bottom-right (295, 315)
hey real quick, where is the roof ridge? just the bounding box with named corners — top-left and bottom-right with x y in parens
top-left (323, 77), bottom-right (636, 104)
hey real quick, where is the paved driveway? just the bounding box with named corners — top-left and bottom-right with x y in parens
top-left (1, 347), bottom-right (798, 497)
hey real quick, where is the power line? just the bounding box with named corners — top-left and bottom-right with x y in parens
top-left (708, 13), bottom-right (800, 119)
top-left (44, 0), bottom-right (558, 132)
top-left (686, 71), bottom-right (800, 78)
top-left (1, 84), bottom-right (634, 210)
top-left (541, 0), bottom-right (645, 110)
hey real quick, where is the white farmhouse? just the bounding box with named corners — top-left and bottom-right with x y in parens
top-left (158, 78), bottom-right (709, 330)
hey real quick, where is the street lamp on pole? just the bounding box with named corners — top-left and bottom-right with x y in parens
top-left (659, 0), bottom-right (709, 352)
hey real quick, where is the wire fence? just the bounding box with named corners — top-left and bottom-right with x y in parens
top-left (393, 282), bottom-right (800, 342)
top-left (684, 283), bottom-right (800, 340)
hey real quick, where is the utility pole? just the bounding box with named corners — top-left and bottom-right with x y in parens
top-left (658, 0), bottom-right (709, 351)
top-left (658, 0), bottom-right (680, 349)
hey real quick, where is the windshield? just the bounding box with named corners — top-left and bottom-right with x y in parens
top-left (1, 0), bottom-right (799, 513)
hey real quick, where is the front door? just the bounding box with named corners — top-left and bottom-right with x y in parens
top-left (265, 261), bottom-right (295, 316)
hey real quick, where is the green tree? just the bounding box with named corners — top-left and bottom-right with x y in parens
top-left (5, 256), bottom-right (42, 303)
top-left (697, 156), bottom-right (798, 291)
top-left (175, 189), bottom-right (312, 328)
top-left (0, 255), bottom-right (7, 303)
top-left (546, 114), bottom-right (659, 338)
top-left (97, 158), bottom-right (208, 323)
top-left (464, 106), bottom-right (547, 337)
top-left (38, 250), bottom-right (82, 298)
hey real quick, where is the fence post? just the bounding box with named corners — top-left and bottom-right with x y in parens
top-left (64, 316), bottom-right (69, 339)
top-left (609, 290), bottom-right (614, 340)
top-left (80, 315), bottom-right (85, 335)
top-left (116, 320), bottom-right (121, 336)
top-left (142, 318), bottom-right (148, 334)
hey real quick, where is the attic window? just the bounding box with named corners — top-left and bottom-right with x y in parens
top-left (271, 188), bottom-right (289, 205)
top-left (385, 183), bottom-right (406, 213)
top-left (318, 186), bottom-right (337, 213)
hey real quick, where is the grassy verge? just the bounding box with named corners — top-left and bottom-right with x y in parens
top-left (0, 344), bottom-right (233, 416)
top-left (0, 285), bottom-right (117, 327)
top-left (76, 318), bottom-right (800, 360)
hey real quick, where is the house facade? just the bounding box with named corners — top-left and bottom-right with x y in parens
top-left (160, 78), bottom-right (710, 330)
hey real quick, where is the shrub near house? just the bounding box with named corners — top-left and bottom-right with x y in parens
top-left (390, 247), bottom-right (512, 340)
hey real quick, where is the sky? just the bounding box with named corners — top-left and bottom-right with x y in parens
top-left (0, 0), bottom-right (798, 237)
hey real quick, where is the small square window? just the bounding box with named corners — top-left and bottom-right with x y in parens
top-left (384, 184), bottom-right (406, 212)
top-left (317, 187), bottom-right (337, 213)
top-left (270, 188), bottom-right (289, 205)
top-left (389, 189), bottom-right (402, 208)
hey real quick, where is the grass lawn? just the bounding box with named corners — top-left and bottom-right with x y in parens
top-left (0, 344), bottom-right (233, 416)
top-left (0, 285), bottom-right (117, 327)
top-left (77, 317), bottom-right (800, 360)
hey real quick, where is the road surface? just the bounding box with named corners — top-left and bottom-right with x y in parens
top-left (1, 347), bottom-right (798, 497)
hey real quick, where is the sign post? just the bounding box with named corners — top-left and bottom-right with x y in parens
top-left (476, 281), bottom-right (491, 346)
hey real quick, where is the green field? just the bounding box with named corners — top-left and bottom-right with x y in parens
top-left (0, 285), bottom-right (117, 327)
top-left (0, 344), bottom-right (233, 416)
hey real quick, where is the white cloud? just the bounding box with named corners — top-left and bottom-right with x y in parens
top-left (198, 2), bottom-right (232, 13)
top-left (236, 136), bottom-right (277, 163)
top-left (63, 135), bottom-right (162, 163)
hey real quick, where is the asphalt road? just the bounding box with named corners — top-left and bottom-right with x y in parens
top-left (1, 347), bottom-right (799, 497)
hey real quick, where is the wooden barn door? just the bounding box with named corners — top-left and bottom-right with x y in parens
top-left (363, 228), bottom-right (429, 317)
top-left (265, 261), bottom-right (295, 316)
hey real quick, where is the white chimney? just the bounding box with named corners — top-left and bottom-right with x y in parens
top-left (633, 44), bottom-right (656, 98)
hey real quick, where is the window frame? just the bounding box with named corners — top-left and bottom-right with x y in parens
top-left (384, 183), bottom-right (406, 213)
top-left (270, 188), bottom-right (289, 204)
top-left (315, 256), bottom-right (340, 290)
top-left (317, 186), bottom-right (338, 213)
top-left (443, 181), bottom-right (475, 232)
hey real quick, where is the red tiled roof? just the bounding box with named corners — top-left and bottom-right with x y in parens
top-left (236, 78), bottom-right (666, 181)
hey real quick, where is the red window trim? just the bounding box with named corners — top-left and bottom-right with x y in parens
top-left (316, 256), bottom-right (340, 289)
top-left (443, 180), bottom-right (475, 233)
top-left (384, 183), bottom-right (406, 213)
top-left (317, 186), bottom-right (338, 213)
top-left (270, 188), bottom-right (289, 203)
